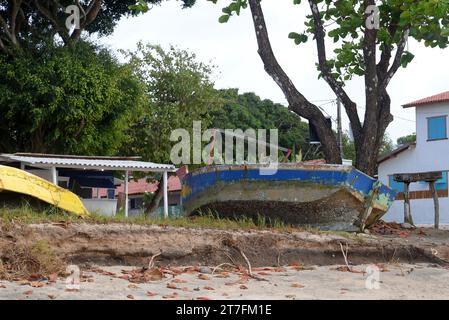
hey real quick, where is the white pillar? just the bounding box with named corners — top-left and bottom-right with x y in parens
top-left (20, 162), bottom-right (25, 170)
top-left (50, 167), bottom-right (57, 185)
top-left (163, 171), bottom-right (168, 219)
top-left (124, 171), bottom-right (129, 218)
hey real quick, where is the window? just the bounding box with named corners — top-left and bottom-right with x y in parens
top-left (419, 172), bottom-right (448, 190)
top-left (428, 116), bottom-right (447, 140)
top-left (436, 172), bottom-right (448, 190)
top-left (389, 176), bottom-right (404, 192)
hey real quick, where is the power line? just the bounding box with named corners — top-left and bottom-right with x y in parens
top-left (314, 99), bottom-right (416, 124)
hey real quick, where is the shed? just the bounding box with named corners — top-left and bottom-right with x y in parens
top-left (0, 153), bottom-right (176, 217)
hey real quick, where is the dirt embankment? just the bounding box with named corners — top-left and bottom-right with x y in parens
top-left (1, 222), bottom-right (448, 267)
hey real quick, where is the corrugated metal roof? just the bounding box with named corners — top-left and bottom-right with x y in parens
top-left (403, 91), bottom-right (449, 108)
top-left (0, 154), bottom-right (176, 172)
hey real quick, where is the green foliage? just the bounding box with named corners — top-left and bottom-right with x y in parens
top-left (210, 89), bottom-right (310, 153)
top-left (121, 43), bottom-right (221, 163)
top-left (129, 0), bottom-right (196, 14)
top-left (342, 132), bottom-right (356, 162)
top-left (288, 32), bottom-right (308, 45)
top-left (210, 0), bottom-right (449, 84)
top-left (397, 133), bottom-right (416, 145)
top-left (0, 41), bottom-right (144, 154)
top-left (379, 133), bottom-right (394, 157)
top-left (342, 132), bottom-right (394, 161)
top-left (307, 0), bottom-right (448, 83)
top-left (206, 0), bottom-right (248, 23)
top-left (0, 0), bottom-right (197, 55)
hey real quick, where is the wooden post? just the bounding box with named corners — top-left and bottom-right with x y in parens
top-left (403, 182), bottom-right (413, 225)
top-left (429, 181), bottom-right (440, 229)
top-left (394, 172), bottom-right (442, 227)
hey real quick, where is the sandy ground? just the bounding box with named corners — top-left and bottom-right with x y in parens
top-left (1, 263), bottom-right (449, 300)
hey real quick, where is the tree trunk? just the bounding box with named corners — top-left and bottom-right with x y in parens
top-left (145, 177), bottom-right (164, 218)
top-left (248, 0), bottom-right (341, 165)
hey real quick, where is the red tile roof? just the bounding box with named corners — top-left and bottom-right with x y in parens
top-left (98, 176), bottom-right (181, 197)
top-left (403, 91), bottom-right (449, 108)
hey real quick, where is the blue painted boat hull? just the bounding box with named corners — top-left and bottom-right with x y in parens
top-left (181, 164), bottom-right (396, 231)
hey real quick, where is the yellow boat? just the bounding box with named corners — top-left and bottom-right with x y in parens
top-left (0, 165), bottom-right (89, 216)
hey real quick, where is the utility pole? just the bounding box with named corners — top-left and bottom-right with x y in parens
top-left (337, 98), bottom-right (343, 159)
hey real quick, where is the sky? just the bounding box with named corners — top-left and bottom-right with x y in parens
top-left (100, 0), bottom-right (449, 143)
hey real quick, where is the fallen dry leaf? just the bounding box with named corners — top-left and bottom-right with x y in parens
top-left (146, 291), bottom-right (158, 297)
top-left (253, 267), bottom-right (272, 271)
top-left (65, 288), bottom-right (80, 292)
top-left (399, 231), bottom-right (410, 238)
top-left (128, 284), bottom-right (139, 289)
top-left (30, 281), bottom-right (45, 288)
top-left (48, 274), bottom-right (58, 283)
top-left (144, 269), bottom-right (165, 282)
top-left (257, 272), bottom-right (270, 276)
top-left (290, 265), bottom-right (314, 271)
top-left (172, 278), bottom-right (187, 284)
top-left (285, 294), bottom-right (296, 299)
top-left (198, 274), bottom-right (211, 280)
top-left (418, 229), bottom-right (427, 236)
top-left (23, 290), bottom-right (33, 295)
top-left (197, 297), bottom-right (211, 300)
top-left (162, 292), bottom-right (179, 299)
top-left (0, 284), bottom-right (6, 289)
top-left (334, 266), bottom-right (351, 272)
top-left (127, 295), bottom-right (134, 300)
top-left (203, 286), bottom-right (215, 290)
top-left (17, 280), bottom-right (30, 286)
top-left (167, 283), bottom-right (178, 290)
top-left (291, 283), bottom-right (305, 288)
top-left (215, 271), bottom-right (230, 278)
top-left (239, 285), bottom-right (248, 290)
top-left (48, 295), bottom-right (56, 300)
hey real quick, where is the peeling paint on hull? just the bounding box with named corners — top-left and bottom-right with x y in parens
top-left (181, 164), bottom-right (396, 231)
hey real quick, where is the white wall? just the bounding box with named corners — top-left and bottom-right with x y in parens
top-left (27, 169), bottom-right (53, 182)
top-left (378, 102), bottom-right (449, 224)
top-left (82, 199), bottom-right (118, 217)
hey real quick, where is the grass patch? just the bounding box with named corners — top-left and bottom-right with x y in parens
top-left (0, 240), bottom-right (65, 281)
top-left (0, 204), bottom-right (309, 233)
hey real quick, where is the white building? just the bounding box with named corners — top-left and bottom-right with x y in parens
top-left (378, 91), bottom-right (449, 224)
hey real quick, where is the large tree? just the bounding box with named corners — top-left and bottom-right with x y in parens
top-left (121, 43), bottom-right (220, 163)
top-left (397, 133), bottom-right (416, 145)
top-left (0, 0), bottom-right (195, 55)
top-left (210, 89), bottom-right (310, 155)
top-left (121, 43), bottom-right (221, 215)
top-left (0, 41), bottom-right (145, 154)
top-left (207, 0), bottom-right (449, 175)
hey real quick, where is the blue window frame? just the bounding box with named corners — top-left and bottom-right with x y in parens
top-left (436, 172), bottom-right (448, 190)
top-left (389, 176), bottom-right (404, 192)
top-left (419, 172), bottom-right (448, 190)
top-left (428, 116), bottom-right (447, 141)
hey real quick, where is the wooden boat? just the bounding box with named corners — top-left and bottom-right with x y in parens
top-left (0, 165), bottom-right (89, 216)
top-left (181, 163), bottom-right (396, 231)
